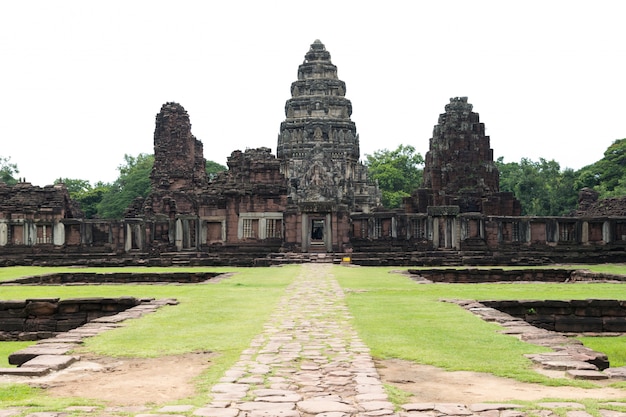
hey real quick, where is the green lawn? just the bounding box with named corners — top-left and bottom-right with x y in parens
top-left (334, 265), bottom-right (626, 386)
top-left (0, 263), bottom-right (625, 409)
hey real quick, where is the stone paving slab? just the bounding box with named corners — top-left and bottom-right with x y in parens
top-left (21, 354), bottom-right (79, 370)
top-left (0, 366), bottom-right (50, 376)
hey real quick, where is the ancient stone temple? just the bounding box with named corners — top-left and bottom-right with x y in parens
top-left (277, 40), bottom-right (380, 252)
top-left (1, 41), bottom-right (625, 267)
top-left (408, 97), bottom-right (521, 216)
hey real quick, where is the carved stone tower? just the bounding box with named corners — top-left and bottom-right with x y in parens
top-left (410, 97), bottom-right (521, 215)
top-left (277, 40), bottom-right (379, 252)
top-left (423, 97), bottom-right (499, 197)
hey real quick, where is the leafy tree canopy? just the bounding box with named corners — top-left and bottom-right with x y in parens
top-left (365, 145), bottom-right (424, 208)
top-left (206, 160), bottom-right (227, 179)
top-left (575, 138), bottom-right (626, 198)
top-left (55, 178), bottom-right (112, 219)
top-left (496, 157), bottom-right (578, 216)
top-left (97, 153), bottom-right (154, 219)
top-left (0, 156), bottom-right (19, 186)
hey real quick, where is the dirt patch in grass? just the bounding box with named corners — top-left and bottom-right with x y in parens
top-left (377, 358), bottom-right (626, 403)
top-left (33, 351), bottom-right (215, 406)
top-left (13, 354), bottom-right (626, 406)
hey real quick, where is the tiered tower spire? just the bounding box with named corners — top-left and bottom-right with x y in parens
top-left (277, 40), bottom-right (377, 211)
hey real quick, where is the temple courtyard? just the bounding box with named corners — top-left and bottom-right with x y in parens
top-left (0, 264), bottom-right (625, 417)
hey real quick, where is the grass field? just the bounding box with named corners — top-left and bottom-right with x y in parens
top-left (0, 263), bottom-right (625, 409)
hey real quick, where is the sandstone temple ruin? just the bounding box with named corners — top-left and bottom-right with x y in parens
top-left (0, 40), bottom-right (625, 266)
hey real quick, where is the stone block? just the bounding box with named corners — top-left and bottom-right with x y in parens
top-left (566, 369), bottom-right (609, 380)
top-left (21, 355), bottom-right (79, 370)
top-left (0, 366), bottom-right (50, 376)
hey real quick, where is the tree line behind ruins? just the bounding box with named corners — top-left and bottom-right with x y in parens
top-left (0, 138), bottom-right (624, 219)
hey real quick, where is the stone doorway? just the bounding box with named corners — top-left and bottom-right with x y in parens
top-left (310, 219), bottom-right (325, 247)
top-left (301, 213), bottom-right (332, 253)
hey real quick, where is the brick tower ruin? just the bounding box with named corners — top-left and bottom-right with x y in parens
top-left (150, 102), bottom-right (208, 194)
top-left (409, 97), bottom-right (521, 216)
top-left (134, 102), bottom-right (210, 219)
top-left (277, 40), bottom-right (380, 252)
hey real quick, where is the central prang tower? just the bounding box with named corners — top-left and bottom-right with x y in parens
top-left (277, 40), bottom-right (379, 252)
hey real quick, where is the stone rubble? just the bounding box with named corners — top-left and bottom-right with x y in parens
top-left (1, 265), bottom-right (626, 417)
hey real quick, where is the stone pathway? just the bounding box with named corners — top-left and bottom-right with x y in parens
top-left (2, 264), bottom-right (626, 417)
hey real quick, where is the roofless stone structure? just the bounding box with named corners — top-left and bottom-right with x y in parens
top-left (0, 40), bottom-right (624, 266)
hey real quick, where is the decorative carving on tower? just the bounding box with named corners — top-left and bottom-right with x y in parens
top-left (410, 97), bottom-right (521, 215)
top-left (277, 40), bottom-right (379, 212)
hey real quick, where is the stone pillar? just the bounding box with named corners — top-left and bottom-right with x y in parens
top-left (53, 222), bottom-right (65, 246)
top-left (183, 219), bottom-right (190, 249)
top-left (258, 216), bottom-right (267, 240)
top-left (200, 219), bottom-right (207, 245)
top-left (124, 224), bottom-right (132, 252)
top-left (25, 222), bottom-right (36, 246)
top-left (175, 218), bottom-right (183, 251)
top-left (0, 222), bottom-right (7, 246)
top-left (581, 221), bottom-right (589, 244)
top-left (133, 224), bottom-right (144, 250)
top-left (452, 217), bottom-right (460, 250)
top-left (301, 213), bottom-right (309, 252)
top-left (432, 217), bottom-right (440, 249)
top-left (325, 213), bottom-right (332, 252)
top-left (391, 216), bottom-right (397, 238)
top-left (603, 221), bottom-right (611, 243)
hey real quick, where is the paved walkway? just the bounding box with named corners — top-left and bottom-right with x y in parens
top-left (2, 264), bottom-right (625, 417)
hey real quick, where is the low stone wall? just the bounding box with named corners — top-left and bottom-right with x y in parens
top-left (1, 271), bottom-right (223, 285)
top-left (408, 268), bottom-right (577, 283)
top-left (0, 297), bottom-right (143, 340)
top-left (481, 299), bottom-right (626, 333)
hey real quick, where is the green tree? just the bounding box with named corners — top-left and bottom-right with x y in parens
top-left (55, 178), bottom-right (112, 219)
top-left (497, 157), bottom-right (578, 216)
top-left (575, 138), bottom-right (626, 198)
top-left (55, 178), bottom-right (91, 196)
top-left (206, 160), bottom-right (227, 180)
top-left (365, 145), bottom-right (424, 208)
top-left (0, 156), bottom-right (19, 186)
top-left (97, 154), bottom-right (154, 219)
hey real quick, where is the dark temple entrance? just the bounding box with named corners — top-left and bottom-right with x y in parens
top-left (311, 219), bottom-right (325, 243)
top-left (300, 212), bottom-right (332, 253)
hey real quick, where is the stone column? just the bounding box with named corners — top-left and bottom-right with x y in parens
top-left (324, 213), bottom-right (332, 252)
top-left (175, 218), bottom-right (183, 251)
top-left (432, 217), bottom-right (440, 249)
top-left (0, 222), bottom-right (7, 246)
top-left (133, 224), bottom-right (144, 250)
top-left (53, 222), bottom-right (65, 246)
top-left (124, 223), bottom-right (132, 252)
top-left (603, 221), bottom-right (611, 243)
top-left (301, 213), bottom-right (309, 252)
top-left (258, 216), bottom-right (267, 240)
top-left (452, 216), bottom-right (461, 249)
top-left (581, 221), bottom-right (589, 244)
top-left (25, 222), bottom-right (36, 246)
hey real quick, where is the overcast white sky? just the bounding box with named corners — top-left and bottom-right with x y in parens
top-left (1, 1), bottom-right (624, 187)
